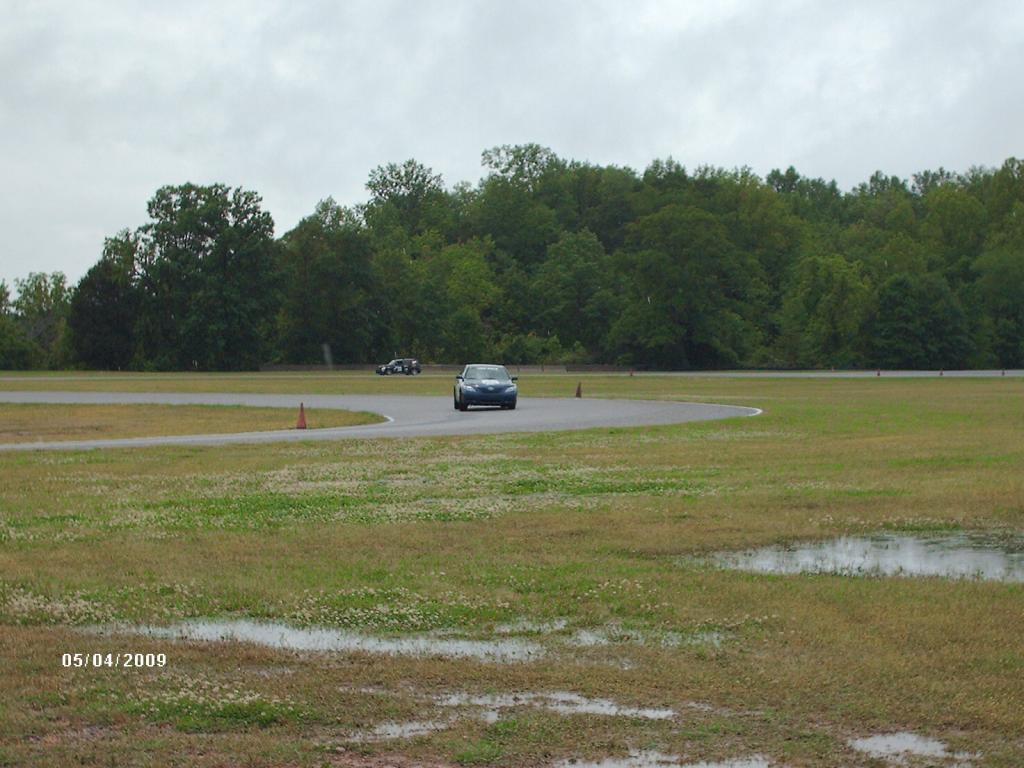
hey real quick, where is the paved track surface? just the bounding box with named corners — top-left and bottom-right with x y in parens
top-left (0, 392), bottom-right (760, 451)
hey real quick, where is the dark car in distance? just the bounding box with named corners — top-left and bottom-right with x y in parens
top-left (376, 358), bottom-right (421, 375)
top-left (454, 364), bottom-right (518, 411)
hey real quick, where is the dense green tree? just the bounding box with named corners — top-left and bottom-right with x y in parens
top-left (365, 159), bottom-right (450, 237)
top-left (777, 255), bottom-right (871, 368)
top-left (68, 231), bottom-right (139, 369)
top-left (531, 230), bottom-right (618, 354)
top-left (568, 164), bottom-right (641, 252)
top-left (277, 199), bottom-right (381, 364)
top-left (869, 273), bottom-right (971, 369)
top-left (985, 158), bottom-right (1024, 227)
top-left (469, 174), bottom-right (559, 267)
top-left (134, 183), bottom-right (277, 370)
top-left (12, 272), bottom-right (71, 367)
top-left (610, 205), bottom-right (759, 368)
top-left (0, 281), bottom-right (35, 369)
top-left (974, 234), bottom-right (1024, 367)
top-left (426, 238), bottom-right (500, 360)
top-left (481, 144), bottom-right (562, 192)
top-left (920, 185), bottom-right (987, 285)
top-left (32, 154), bottom-right (1024, 371)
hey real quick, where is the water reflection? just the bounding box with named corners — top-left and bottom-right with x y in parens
top-left (714, 534), bottom-right (1024, 582)
top-left (96, 619), bottom-right (544, 663)
top-left (848, 731), bottom-right (975, 763)
top-left (439, 691), bottom-right (676, 721)
top-left (554, 752), bottom-right (771, 768)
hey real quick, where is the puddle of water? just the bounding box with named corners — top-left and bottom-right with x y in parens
top-left (94, 619), bottom-right (544, 663)
top-left (570, 629), bottom-right (612, 647)
top-left (490, 617), bottom-right (725, 652)
top-left (713, 534), bottom-right (1024, 582)
top-left (567, 627), bottom-right (725, 649)
top-left (348, 720), bottom-right (452, 741)
top-left (344, 690), bottom-right (676, 743)
top-left (848, 732), bottom-right (975, 763)
top-left (555, 752), bottom-right (771, 768)
top-left (439, 691), bottom-right (676, 721)
top-left (495, 617), bottom-right (570, 634)
top-left (554, 751), bottom-right (682, 768)
top-left (347, 718), bottom-right (453, 742)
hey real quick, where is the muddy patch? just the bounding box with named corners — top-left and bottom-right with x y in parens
top-left (712, 534), bottom-right (1024, 582)
top-left (91, 619), bottom-right (544, 663)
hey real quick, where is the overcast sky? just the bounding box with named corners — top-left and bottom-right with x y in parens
top-left (2, 0), bottom-right (1022, 292)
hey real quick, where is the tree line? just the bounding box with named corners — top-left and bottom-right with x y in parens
top-left (2, 146), bottom-right (1022, 371)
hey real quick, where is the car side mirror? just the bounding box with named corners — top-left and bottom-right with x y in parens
top-left (511, 377), bottom-right (518, 382)
top-left (455, 375), bottom-right (464, 381)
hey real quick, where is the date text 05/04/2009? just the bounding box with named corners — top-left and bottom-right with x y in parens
top-left (62, 652), bottom-right (167, 668)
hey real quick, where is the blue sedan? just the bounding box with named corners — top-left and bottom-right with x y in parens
top-left (454, 364), bottom-right (518, 411)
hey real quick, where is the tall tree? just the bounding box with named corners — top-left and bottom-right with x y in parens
top-left (973, 210), bottom-right (1024, 367)
top-left (869, 273), bottom-right (970, 369)
top-left (777, 255), bottom-right (871, 368)
top-left (920, 185), bottom-right (987, 286)
top-left (610, 205), bottom-right (760, 368)
top-left (12, 272), bottom-right (71, 368)
top-left (0, 281), bottom-right (34, 369)
top-left (277, 200), bottom-right (381, 364)
top-left (68, 231), bottom-right (140, 369)
top-left (365, 159), bottom-right (449, 237)
top-left (531, 229), bottom-right (618, 354)
top-left (134, 183), bottom-right (277, 370)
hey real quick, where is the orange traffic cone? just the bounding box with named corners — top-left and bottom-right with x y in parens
top-left (575, 382), bottom-right (582, 398)
top-left (296, 402), bottom-right (307, 429)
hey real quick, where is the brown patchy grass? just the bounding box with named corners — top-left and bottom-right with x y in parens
top-left (0, 403), bottom-right (382, 443)
top-left (0, 374), bottom-right (1022, 766)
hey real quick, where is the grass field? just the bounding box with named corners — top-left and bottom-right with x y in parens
top-left (0, 373), bottom-right (1021, 766)
top-left (0, 403), bottom-right (382, 443)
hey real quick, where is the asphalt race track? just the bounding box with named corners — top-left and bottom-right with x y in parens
top-left (0, 392), bottom-right (760, 451)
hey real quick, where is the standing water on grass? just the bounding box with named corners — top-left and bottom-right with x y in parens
top-left (554, 753), bottom-right (771, 768)
top-left (91, 619), bottom-right (544, 663)
top-left (713, 533), bottom-right (1024, 582)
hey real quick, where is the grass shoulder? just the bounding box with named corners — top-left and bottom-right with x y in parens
top-left (0, 403), bottom-right (383, 443)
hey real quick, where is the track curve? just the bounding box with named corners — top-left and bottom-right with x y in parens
top-left (0, 391), bottom-right (760, 451)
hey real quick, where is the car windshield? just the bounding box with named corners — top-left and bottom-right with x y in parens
top-left (464, 365), bottom-right (510, 382)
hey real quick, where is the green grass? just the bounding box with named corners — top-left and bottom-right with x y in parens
top-left (0, 402), bottom-right (382, 443)
top-left (0, 372), bottom-right (1022, 766)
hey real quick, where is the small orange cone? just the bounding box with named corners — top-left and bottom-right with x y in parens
top-left (296, 402), bottom-right (307, 429)
top-left (575, 382), bottom-right (582, 398)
